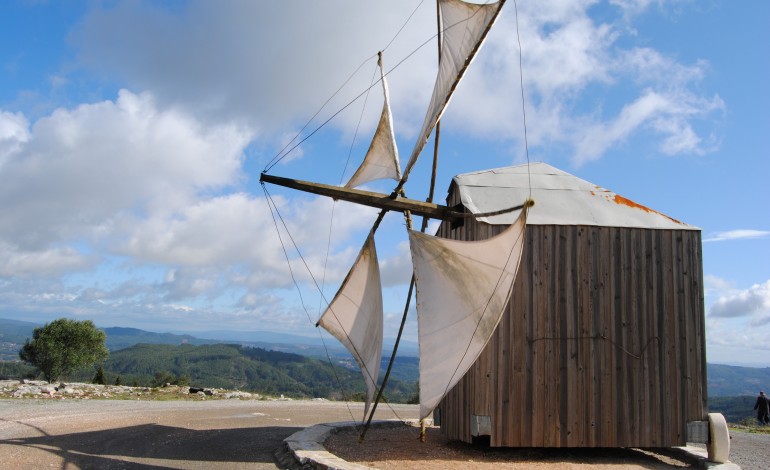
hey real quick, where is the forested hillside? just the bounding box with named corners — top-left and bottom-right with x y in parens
top-left (98, 343), bottom-right (417, 402)
top-left (708, 363), bottom-right (770, 396)
top-left (5, 317), bottom-right (770, 413)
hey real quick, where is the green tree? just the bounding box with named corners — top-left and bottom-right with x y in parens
top-left (19, 318), bottom-right (109, 382)
top-left (92, 364), bottom-right (106, 384)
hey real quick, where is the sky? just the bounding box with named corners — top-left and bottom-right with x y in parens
top-left (0, 0), bottom-right (767, 366)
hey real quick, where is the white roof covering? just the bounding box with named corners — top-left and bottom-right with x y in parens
top-left (453, 162), bottom-right (698, 230)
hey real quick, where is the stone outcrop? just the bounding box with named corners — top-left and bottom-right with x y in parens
top-left (0, 379), bottom-right (260, 400)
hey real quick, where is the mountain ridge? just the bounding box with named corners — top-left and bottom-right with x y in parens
top-left (2, 317), bottom-right (768, 398)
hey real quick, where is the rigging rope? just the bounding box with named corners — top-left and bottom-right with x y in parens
top-left (261, 0), bottom-right (522, 436)
top-left (432, 0), bottom-right (536, 421)
top-left (513, 0), bottom-right (533, 198)
top-left (317, 57), bottom-right (380, 318)
top-left (437, 204), bottom-right (530, 409)
top-left (264, 2), bottom-right (490, 173)
top-left (261, 182), bottom-right (410, 425)
top-left (260, 183), bottom-right (359, 428)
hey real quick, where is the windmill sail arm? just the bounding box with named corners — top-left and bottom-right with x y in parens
top-left (261, 172), bottom-right (456, 219)
top-left (412, 206), bottom-right (528, 420)
top-left (401, 0), bottom-right (506, 182)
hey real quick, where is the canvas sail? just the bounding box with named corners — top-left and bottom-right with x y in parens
top-left (409, 207), bottom-right (527, 419)
top-left (316, 234), bottom-right (383, 418)
top-left (402, 0), bottom-right (504, 180)
top-left (345, 55), bottom-right (402, 188)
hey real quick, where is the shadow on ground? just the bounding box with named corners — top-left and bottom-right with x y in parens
top-left (4, 421), bottom-right (302, 468)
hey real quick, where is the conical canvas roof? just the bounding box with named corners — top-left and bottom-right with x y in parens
top-left (453, 162), bottom-right (698, 230)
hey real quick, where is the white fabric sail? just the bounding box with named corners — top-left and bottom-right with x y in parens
top-left (317, 234), bottom-right (383, 418)
top-left (409, 207), bottom-right (527, 419)
top-left (345, 55), bottom-right (401, 188)
top-left (402, 0), bottom-right (504, 179)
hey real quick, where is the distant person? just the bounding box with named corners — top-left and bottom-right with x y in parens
top-left (754, 391), bottom-right (770, 425)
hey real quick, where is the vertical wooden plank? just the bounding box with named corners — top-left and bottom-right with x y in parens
top-left (627, 228), bottom-right (642, 445)
top-left (694, 231), bottom-right (708, 420)
top-left (654, 229), bottom-right (667, 446)
top-left (639, 228), bottom-right (652, 447)
top-left (496, 295), bottom-right (512, 446)
top-left (665, 230), bottom-right (680, 446)
top-left (544, 225), bottom-right (560, 446)
top-left (591, 226), bottom-right (603, 447)
top-left (531, 225), bottom-right (548, 447)
top-left (578, 225), bottom-right (594, 447)
top-left (563, 226), bottom-right (578, 446)
top-left (522, 226), bottom-right (536, 447)
top-left (689, 231), bottom-right (703, 420)
top-left (645, 230), bottom-right (658, 446)
top-left (675, 231), bottom-right (688, 445)
top-left (613, 229), bottom-right (627, 445)
top-left (604, 227), bottom-right (617, 447)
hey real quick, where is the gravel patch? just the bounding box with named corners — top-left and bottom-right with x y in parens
top-left (726, 430), bottom-right (770, 470)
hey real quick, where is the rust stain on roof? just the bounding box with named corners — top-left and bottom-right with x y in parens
top-left (611, 194), bottom-right (686, 226)
top-left (588, 190), bottom-right (687, 226)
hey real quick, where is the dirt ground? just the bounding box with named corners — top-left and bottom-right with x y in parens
top-left (2, 398), bottom-right (767, 469)
top-left (325, 421), bottom-right (702, 470)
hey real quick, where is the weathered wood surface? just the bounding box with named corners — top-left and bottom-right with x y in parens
top-left (435, 207), bottom-right (707, 448)
top-left (260, 173), bottom-right (457, 220)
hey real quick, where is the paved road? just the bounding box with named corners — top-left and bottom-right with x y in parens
top-left (3, 398), bottom-right (768, 469)
top-left (0, 399), bottom-right (417, 469)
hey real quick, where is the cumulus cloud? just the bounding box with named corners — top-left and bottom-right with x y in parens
top-left (65, 1), bottom-right (723, 166)
top-left (70, 1), bottom-right (434, 135)
top-left (0, 90), bottom-right (252, 253)
top-left (0, 242), bottom-right (92, 277)
top-left (709, 280), bottom-right (770, 319)
top-left (0, 0), bottom-right (732, 334)
top-left (0, 110), bottom-right (30, 165)
top-left (380, 240), bottom-right (413, 288)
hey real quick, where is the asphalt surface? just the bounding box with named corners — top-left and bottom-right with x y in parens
top-left (3, 398), bottom-right (768, 469)
top-left (0, 398), bottom-right (417, 469)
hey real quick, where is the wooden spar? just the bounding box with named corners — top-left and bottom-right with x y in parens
top-left (260, 172), bottom-right (458, 220)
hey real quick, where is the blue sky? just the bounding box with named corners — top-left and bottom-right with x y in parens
top-left (0, 1), bottom-right (767, 366)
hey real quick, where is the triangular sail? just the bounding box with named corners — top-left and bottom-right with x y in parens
top-left (402, 0), bottom-right (505, 180)
top-left (317, 234), bottom-right (383, 418)
top-left (345, 54), bottom-right (402, 188)
top-left (409, 207), bottom-right (527, 419)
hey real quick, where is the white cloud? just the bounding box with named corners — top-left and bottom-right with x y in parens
top-left (704, 230), bottom-right (770, 243)
top-left (0, 90), bottom-right (251, 253)
top-left (70, 1), bottom-right (433, 134)
top-left (0, 0), bottom-right (735, 337)
top-left (709, 280), bottom-right (770, 319)
top-left (704, 274), bottom-right (735, 299)
top-left (0, 242), bottom-right (91, 277)
top-left (380, 240), bottom-right (413, 288)
top-left (0, 110), bottom-right (29, 165)
top-left (705, 317), bottom-right (770, 355)
top-left (64, 1), bottom-right (723, 166)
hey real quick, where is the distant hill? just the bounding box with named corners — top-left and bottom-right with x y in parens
top-left (0, 318), bottom-right (38, 344)
top-left (102, 327), bottom-right (218, 350)
top-left (3, 317), bottom-right (770, 409)
top-left (0, 317), bottom-right (416, 358)
top-left (97, 342), bottom-right (417, 402)
top-left (708, 395), bottom-right (759, 423)
top-left (708, 363), bottom-right (770, 397)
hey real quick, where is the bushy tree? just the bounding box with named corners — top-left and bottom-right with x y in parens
top-left (19, 318), bottom-right (109, 382)
top-left (92, 365), bottom-right (106, 385)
